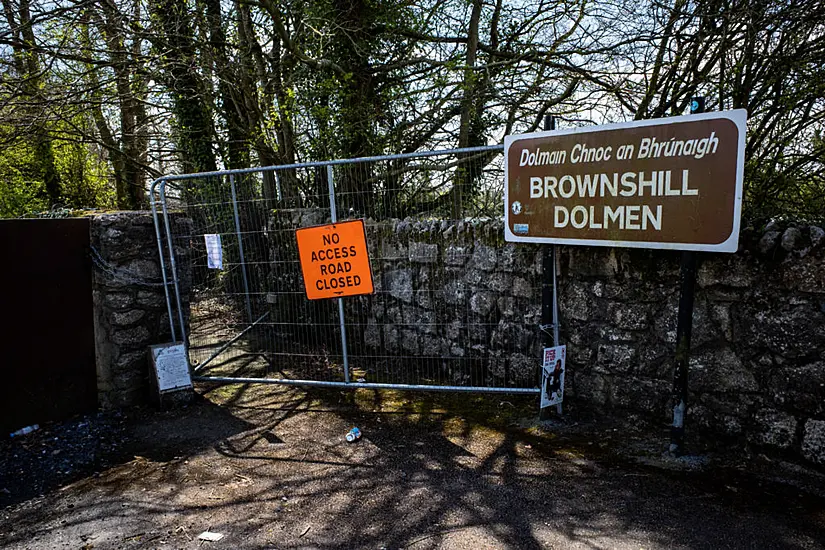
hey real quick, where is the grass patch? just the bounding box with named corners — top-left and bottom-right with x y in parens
top-left (340, 387), bottom-right (540, 430)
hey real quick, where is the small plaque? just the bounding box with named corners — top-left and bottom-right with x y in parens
top-left (150, 343), bottom-right (192, 393)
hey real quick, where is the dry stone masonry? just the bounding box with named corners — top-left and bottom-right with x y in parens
top-left (97, 207), bottom-right (824, 467)
top-left (356, 217), bottom-right (825, 465)
top-left (359, 219), bottom-right (543, 386)
top-left (90, 212), bottom-right (192, 408)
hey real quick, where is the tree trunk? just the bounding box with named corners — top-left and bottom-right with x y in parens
top-left (453, 0), bottom-right (483, 218)
top-left (331, 0), bottom-right (379, 215)
top-left (204, 0), bottom-right (249, 170)
top-left (150, 0), bottom-right (218, 174)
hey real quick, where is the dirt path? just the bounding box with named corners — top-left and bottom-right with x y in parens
top-left (2, 383), bottom-right (824, 549)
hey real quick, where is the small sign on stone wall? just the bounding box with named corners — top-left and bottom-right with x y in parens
top-left (541, 345), bottom-right (566, 408)
top-left (149, 343), bottom-right (192, 394)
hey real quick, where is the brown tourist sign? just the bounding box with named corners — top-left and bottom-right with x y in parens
top-left (504, 110), bottom-right (747, 252)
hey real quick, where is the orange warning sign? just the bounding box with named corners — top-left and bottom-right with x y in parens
top-left (295, 219), bottom-right (374, 300)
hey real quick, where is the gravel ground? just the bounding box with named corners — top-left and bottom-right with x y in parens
top-left (0, 411), bottom-right (130, 508)
top-left (1, 384), bottom-right (824, 550)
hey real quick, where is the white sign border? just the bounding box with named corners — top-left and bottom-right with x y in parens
top-left (504, 109), bottom-right (747, 253)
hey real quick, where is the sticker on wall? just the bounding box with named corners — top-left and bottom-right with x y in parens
top-left (205, 234), bottom-right (223, 269)
top-left (541, 345), bottom-right (566, 408)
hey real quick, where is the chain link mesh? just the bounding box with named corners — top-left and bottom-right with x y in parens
top-left (155, 146), bottom-right (541, 391)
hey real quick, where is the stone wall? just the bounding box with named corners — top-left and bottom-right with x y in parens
top-left (359, 219), bottom-right (544, 385)
top-left (560, 223), bottom-right (824, 462)
top-left (359, 218), bottom-right (825, 465)
top-left (90, 212), bottom-right (192, 408)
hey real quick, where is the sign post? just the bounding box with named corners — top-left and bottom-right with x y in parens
top-left (669, 96), bottom-right (706, 455)
top-left (296, 218), bottom-right (374, 384)
top-left (505, 106), bottom-right (746, 451)
top-left (295, 165), bottom-right (375, 385)
top-left (540, 115), bottom-right (562, 419)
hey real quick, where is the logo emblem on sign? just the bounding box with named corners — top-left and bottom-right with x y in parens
top-left (511, 201), bottom-right (522, 215)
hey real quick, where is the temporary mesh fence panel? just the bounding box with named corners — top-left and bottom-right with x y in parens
top-left (154, 146), bottom-right (541, 393)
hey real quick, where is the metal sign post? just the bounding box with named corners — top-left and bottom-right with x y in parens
top-left (540, 115), bottom-right (562, 419)
top-left (506, 102), bottom-right (745, 450)
top-left (669, 96), bottom-right (706, 455)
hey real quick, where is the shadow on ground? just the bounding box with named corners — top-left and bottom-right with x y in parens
top-left (1, 382), bottom-right (824, 549)
top-left (0, 396), bottom-right (252, 509)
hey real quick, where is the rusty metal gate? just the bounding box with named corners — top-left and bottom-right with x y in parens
top-left (151, 146), bottom-right (541, 395)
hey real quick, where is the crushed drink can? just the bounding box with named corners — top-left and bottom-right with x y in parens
top-left (345, 427), bottom-right (362, 442)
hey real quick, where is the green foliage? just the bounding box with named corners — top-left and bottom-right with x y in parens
top-left (53, 139), bottom-right (116, 211)
top-left (297, 0), bottom-right (415, 161)
top-left (745, 161), bottom-right (825, 223)
top-left (0, 123), bottom-right (114, 218)
top-left (0, 139), bottom-right (47, 217)
top-left (2, 0), bottom-right (821, 221)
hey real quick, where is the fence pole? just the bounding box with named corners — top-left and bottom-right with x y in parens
top-left (327, 164), bottom-right (351, 383)
top-left (159, 181), bottom-right (188, 346)
top-left (230, 174), bottom-right (254, 323)
top-left (552, 240), bottom-right (560, 417)
top-left (150, 182), bottom-right (177, 342)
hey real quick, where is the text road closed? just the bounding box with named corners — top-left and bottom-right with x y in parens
top-left (295, 219), bottom-right (374, 300)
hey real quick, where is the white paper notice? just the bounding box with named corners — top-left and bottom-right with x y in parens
top-left (205, 234), bottom-right (223, 269)
top-left (151, 343), bottom-right (192, 392)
